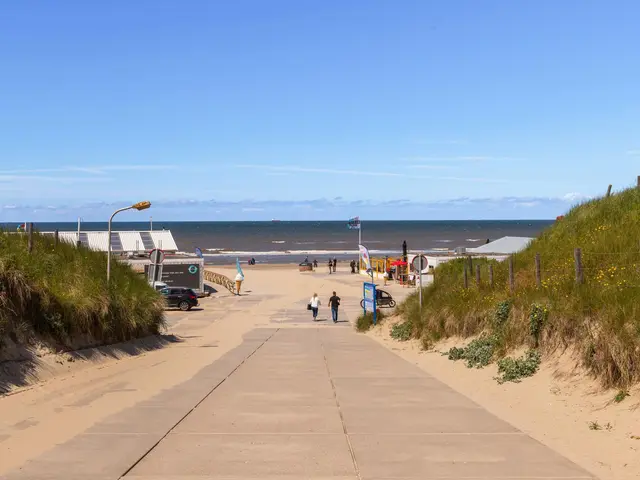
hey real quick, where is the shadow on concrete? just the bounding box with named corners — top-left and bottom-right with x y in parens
top-left (1, 334), bottom-right (183, 396)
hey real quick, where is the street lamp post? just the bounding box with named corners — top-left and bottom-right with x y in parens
top-left (107, 201), bottom-right (151, 283)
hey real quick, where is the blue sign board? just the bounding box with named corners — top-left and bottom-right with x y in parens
top-left (363, 282), bottom-right (377, 324)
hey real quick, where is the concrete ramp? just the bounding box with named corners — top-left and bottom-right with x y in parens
top-left (7, 327), bottom-right (594, 479)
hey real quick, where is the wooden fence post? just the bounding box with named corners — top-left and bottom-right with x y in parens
top-left (535, 253), bottom-right (541, 287)
top-left (508, 256), bottom-right (515, 292)
top-left (27, 223), bottom-right (33, 254)
top-left (463, 266), bottom-right (468, 289)
top-left (574, 248), bottom-right (584, 284)
top-left (475, 264), bottom-right (481, 286)
top-left (606, 184), bottom-right (612, 197)
top-left (488, 264), bottom-right (494, 288)
top-left (54, 229), bottom-right (59, 249)
top-left (637, 176), bottom-right (640, 189)
top-left (467, 256), bottom-right (473, 275)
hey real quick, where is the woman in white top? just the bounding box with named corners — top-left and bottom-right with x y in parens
top-left (309, 293), bottom-right (320, 321)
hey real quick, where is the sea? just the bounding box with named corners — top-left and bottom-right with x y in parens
top-left (14, 220), bottom-right (554, 265)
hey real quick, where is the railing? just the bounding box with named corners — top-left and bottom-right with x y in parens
top-left (203, 270), bottom-right (236, 294)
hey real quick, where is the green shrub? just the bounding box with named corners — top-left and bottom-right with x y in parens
top-left (445, 334), bottom-right (498, 369)
top-left (493, 300), bottom-right (512, 329)
top-left (529, 304), bottom-right (548, 347)
top-left (390, 321), bottom-right (412, 341)
top-left (614, 390), bottom-right (630, 403)
top-left (495, 350), bottom-right (541, 384)
top-left (463, 335), bottom-right (499, 368)
top-left (447, 346), bottom-right (466, 361)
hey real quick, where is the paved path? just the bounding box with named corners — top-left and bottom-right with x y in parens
top-left (8, 326), bottom-right (594, 479)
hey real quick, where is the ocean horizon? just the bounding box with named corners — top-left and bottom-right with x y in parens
top-left (8, 220), bottom-right (554, 265)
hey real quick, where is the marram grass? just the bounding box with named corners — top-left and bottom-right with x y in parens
top-left (0, 230), bottom-right (165, 350)
top-left (397, 186), bottom-right (640, 388)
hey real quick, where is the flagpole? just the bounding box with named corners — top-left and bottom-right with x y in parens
top-left (358, 218), bottom-right (362, 272)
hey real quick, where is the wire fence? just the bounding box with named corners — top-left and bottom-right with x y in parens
top-left (436, 248), bottom-right (640, 291)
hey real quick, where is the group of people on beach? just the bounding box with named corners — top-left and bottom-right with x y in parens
top-left (327, 258), bottom-right (337, 273)
top-left (308, 291), bottom-right (341, 323)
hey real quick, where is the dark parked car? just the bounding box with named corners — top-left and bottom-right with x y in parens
top-left (159, 287), bottom-right (199, 311)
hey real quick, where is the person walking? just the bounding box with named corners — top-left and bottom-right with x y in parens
top-left (332, 257), bottom-right (337, 273)
top-left (313, 259), bottom-right (318, 269)
top-left (309, 293), bottom-right (320, 321)
top-left (328, 291), bottom-right (341, 323)
top-left (328, 259), bottom-right (333, 274)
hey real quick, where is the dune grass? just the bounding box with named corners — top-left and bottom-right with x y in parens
top-left (355, 310), bottom-right (386, 332)
top-left (0, 230), bottom-right (165, 350)
top-left (397, 186), bottom-right (640, 388)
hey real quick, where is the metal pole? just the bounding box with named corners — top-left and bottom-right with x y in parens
top-left (27, 223), bottom-right (33, 254)
top-left (358, 220), bottom-right (362, 271)
top-left (150, 216), bottom-right (153, 231)
top-left (418, 256), bottom-right (423, 311)
top-left (107, 206), bottom-right (132, 283)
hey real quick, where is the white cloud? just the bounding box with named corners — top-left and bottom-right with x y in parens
top-left (241, 207), bottom-right (265, 212)
top-left (0, 165), bottom-right (172, 176)
top-left (407, 164), bottom-right (457, 170)
top-left (236, 164), bottom-right (507, 183)
top-left (2, 204), bottom-right (17, 209)
top-left (0, 174), bottom-right (109, 183)
top-left (627, 150), bottom-right (640, 156)
top-left (514, 201), bottom-right (540, 208)
top-left (404, 155), bottom-right (523, 164)
top-left (237, 164), bottom-right (404, 178)
top-left (562, 192), bottom-right (591, 202)
top-left (411, 138), bottom-right (467, 145)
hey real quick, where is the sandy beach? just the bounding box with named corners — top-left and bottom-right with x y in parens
top-left (0, 264), bottom-right (377, 474)
top-left (0, 264), bottom-right (635, 478)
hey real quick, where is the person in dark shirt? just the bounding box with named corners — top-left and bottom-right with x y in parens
top-left (328, 259), bottom-right (333, 274)
top-left (328, 291), bottom-right (341, 323)
top-left (332, 257), bottom-right (337, 273)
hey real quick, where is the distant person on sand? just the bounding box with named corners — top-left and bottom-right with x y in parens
top-left (350, 260), bottom-right (356, 274)
top-left (328, 291), bottom-right (341, 323)
top-left (333, 257), bottom-right (337, 273)
top-left (309, 293), bottom-right (320, 321)
top-left (313, 259), bottom-right (318, 269)
top-left (328, 259), bottom-right (333, 274)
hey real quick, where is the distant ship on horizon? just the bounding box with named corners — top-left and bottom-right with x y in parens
top-left (271, 219), bottom-right (281, 222)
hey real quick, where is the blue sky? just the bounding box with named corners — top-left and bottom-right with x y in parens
top-left (1, 0), bottom-right (639, 221)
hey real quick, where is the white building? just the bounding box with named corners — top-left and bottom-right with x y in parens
top-left (40, 230), bottom-right (179, 254)
top-left (467, 236), bottom-right (533, 255)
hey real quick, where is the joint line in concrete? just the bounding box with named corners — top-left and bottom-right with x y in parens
top-left (118, 328), bottom-right (280, 479)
